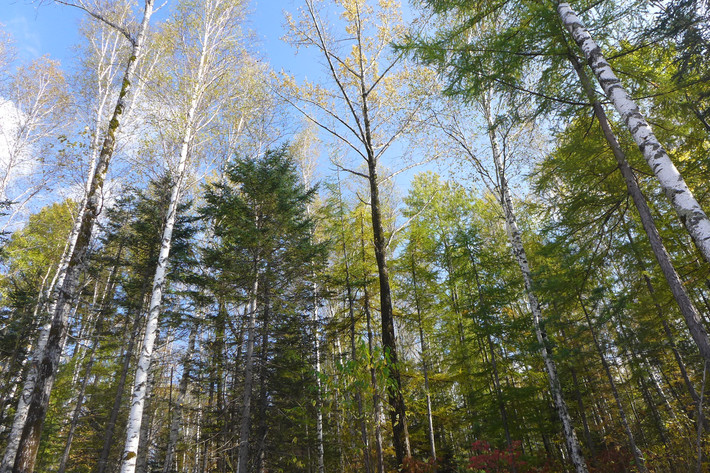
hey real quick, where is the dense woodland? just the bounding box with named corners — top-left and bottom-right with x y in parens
top-left (0, 0), bottom-right (708, 472)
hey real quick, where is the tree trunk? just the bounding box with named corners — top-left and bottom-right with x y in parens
top-left (0, 7), bottom-right (153, 473)
top-left (338, 176), bottom-right (372, 473)
top-left (621, 225), bottom-right (705, 425)
top-left (236, 269), bottom-right (259, 473)
top-left (162, 319), bottom-right (198, 473)
top-left (119, 12), bottom-right (212, 469)
top-left (558, 1), bottom-right (710, 265)
top-left (3, 5), bottom-right (155, 472)
top-left (313, 282), bottom-right (326, 473)
top-left (135, 360), bottom-right (157, 473)
top-left (482, 97), bottom-right (588, 473)
top-left (468, 245), bottom-right (514, 452)
top-left (58, 256), bottom-right (121, 473)
top-left (97, 309), bottom-right (144, 473)
top-left (254, 286), bottom-right (271, 473)
top-left (577, 297), bottom-right (647, 472)
top-left (409, 253), bottom-right (437, 461)
top-left (361, 216), bottom-right (385, 473)
top-left (567, 52), bottom-right (710, 364)
top-left (560, 326), bottom-right (595, 459)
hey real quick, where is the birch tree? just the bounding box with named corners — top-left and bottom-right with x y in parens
top-left (426, 92), bottom-right (590, 472)
top-left (0, 56), bottom-right (71, 234)
top-left (118, 1), bottom-right (247, 471)
top-left (0, 2), bottom-right (155, 471)
top-left (557, 2), bottom-right (710, 266)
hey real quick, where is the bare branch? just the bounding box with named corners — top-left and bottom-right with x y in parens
top-left (54, 0), bottom-right (135, 45)
top-left (330, 159), bottom-right (369, 180)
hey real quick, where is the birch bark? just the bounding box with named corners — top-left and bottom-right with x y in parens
top-left (409, 253), bottom-right (436, 461)
top-left (558, 1), bottom-right (710, 264)
top-left (482, 101), bottom-right (588, 473)
top-left (119, 0), bottom-right (249, 467)
top-left (567, 52), bottom-right (710, 362)
top-left (2, 4), bottom-right (155, 472)
top-left (118, 35), bottom-right (205, 473)
top-left (97, 307), bottom-right (144, 473)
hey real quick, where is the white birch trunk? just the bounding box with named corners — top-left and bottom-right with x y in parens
top-left (558, 2), bottom-right (710, 264)
top-left (301, 164), bottom-right (325, 473)
top-left (118, 47), bottom-right (204, 473)
top-left (313, 285), bottom-right (326, 473)
top-left (567, 52), bottom-right (710, 362)
top-left (483, 104), bottom-right (588, 473)
top-left (0, 160), bottom-right (95, 473)
top-left (410, 254), bottom-right (436, 461)
top-left (0, 6), bottom-right (154, 470)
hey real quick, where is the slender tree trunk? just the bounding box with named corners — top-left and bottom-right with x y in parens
top-left (365, 161), bottom-right (411, 465)
top-left (135, 361), bottom-right (157, 473)
top-left (481, 97), bottom-right (588, 473)
top-left (332, 337), bottom-right (346, 473)
top-left (621, 225), bottom-right (705, 425)
top-left (697, 361), bottom-right (707, 473)
top-left (97, 309), bottom-right (143, 473)
top-left (361, 216), bottom-right (385, 473)
top-left (612, 311), bottom-right (672, 448)
top-left (58, 255), bottom-right (122, 473)
top-left (578, 297), bottom-right (647, 472)
top-left (468, 245), bottom-right (514, 452)
top-left (338, 179), bottom-right (372, 473)
top-left (162, 319), bottom-right (198, 473)
top-left (409, 253), bottom-right (437, 461)
top-left (253, 289), bottom-right (270, 473)
top-left (236, 267), bottom-right (259, 473)
top-left (559, 325), bottom-right (595, 460)
top-left (119, 15), bottom-right (213, 469)
top-left (215, 302), bottom-right (227, 473)
top-left (567, 52), bottom-right (710, 364)
top-left (365, 289), bottom-right (385, 473)
top-left (558, 1), bottom-right (710, 265)
top-left (352, 15), bottom-right (410, 458)
top-left (2, 7), bottom-right (155, 472)
top-left (313, 282), bottom-right (326, 473)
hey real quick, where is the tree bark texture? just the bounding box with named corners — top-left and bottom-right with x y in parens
top-left (483, 102), bottom-right (588, 473)
top-left (3, 4), bottom-right (155, 472)
top-left (559, 1), bottom-right (710, 265)
top-left (567, 52), bottom-right (710, 363)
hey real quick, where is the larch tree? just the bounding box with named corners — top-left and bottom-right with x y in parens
top-left (281, 0), bottom-right (436, 464)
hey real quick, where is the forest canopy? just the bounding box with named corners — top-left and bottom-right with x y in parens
top-left (0, 0), bottom-right (709, 472)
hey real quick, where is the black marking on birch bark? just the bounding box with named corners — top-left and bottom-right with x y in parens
top-left (598, 76), bottom-right (619, 91)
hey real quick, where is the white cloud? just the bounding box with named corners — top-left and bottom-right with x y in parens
top-left (7, 15), bottom-right (42, 59)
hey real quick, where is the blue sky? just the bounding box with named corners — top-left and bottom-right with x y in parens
top-left (0, 0), bottom-right (450, 203)
top-left (0, 0), bottom-right (302, 71)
